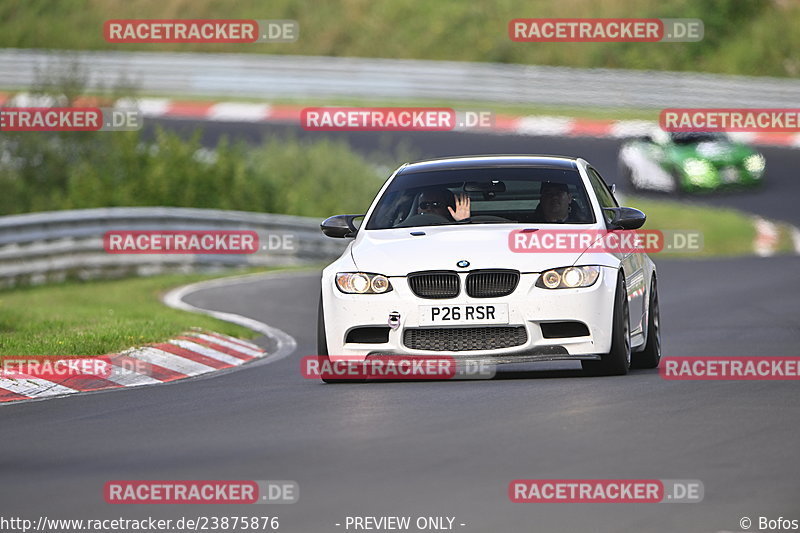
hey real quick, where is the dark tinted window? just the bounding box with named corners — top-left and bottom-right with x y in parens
top-left (586, 168), bottom-right (617, 224)
top-left (670, 132), bottom-right (725, 144)
top-left (365, 167), bottom-right (595, 229)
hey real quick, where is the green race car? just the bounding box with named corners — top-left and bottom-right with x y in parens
top-left (618, 131), bottom-right (765, 193)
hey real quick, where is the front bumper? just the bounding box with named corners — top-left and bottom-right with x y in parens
top-left (679, 166), bottom-right (762, 192)
top-left (321, 267), bottom-right (618, 363)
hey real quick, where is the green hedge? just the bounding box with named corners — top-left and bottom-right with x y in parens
top-left (0, 128), bottom-right (384, 217)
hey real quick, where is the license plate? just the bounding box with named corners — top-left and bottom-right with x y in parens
top-left (419, 304), bottom-right (509, 326)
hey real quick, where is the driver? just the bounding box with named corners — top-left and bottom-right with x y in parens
top-left (417, 189), bottom-right (471, 221)
top-left (532, 181), bottom-right (575, 223)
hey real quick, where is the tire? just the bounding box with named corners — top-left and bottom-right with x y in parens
top-left (582, 273), bottom-right (631, 376)
top-left (317, 292), bottom-right (328, 356)
top-left (631, 277), bottom-right (661, 369)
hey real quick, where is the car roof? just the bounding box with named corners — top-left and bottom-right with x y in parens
top-left (398, 155), bottom-right (580, 174)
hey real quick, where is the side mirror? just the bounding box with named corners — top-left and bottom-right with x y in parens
top-left (320, 214), bottom-right (364, 238)
top-left (604, 207), bottom-right (646, 230)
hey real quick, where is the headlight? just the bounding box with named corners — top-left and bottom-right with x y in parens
top-left (336, 272), bottom-right (393, 294)
top-left (541, 270), bottom-right (561, 289)
top-left (536, 266), bottom-right (601, 289)
top-left (683, 158), bottom-right (712, 174)
top-left (682, 158), bottom-right (716, 186)
top-left (743, 153), bottom-right (765, 176)
top-left (683, 158), bottom-right (715, 177)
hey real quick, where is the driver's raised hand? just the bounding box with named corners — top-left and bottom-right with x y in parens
top-left (448, 193), bottom-right (471, 221)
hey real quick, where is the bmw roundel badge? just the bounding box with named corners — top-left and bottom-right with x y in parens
top-left (457, 260), bottom-right (470, 268)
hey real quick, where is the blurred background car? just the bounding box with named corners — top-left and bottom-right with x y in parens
top-left (618, 130), bottom-right (766, 193)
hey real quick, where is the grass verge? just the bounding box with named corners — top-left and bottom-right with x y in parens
top-left (0, 268), bottom-right (296, 357)
top-left (628, 196), bottom-right (794, 257)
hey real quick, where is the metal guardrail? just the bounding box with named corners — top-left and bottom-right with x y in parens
top-left (0, 207), bottom-right (347, 288)
top-left (1, 49), bottom-right (799, 109)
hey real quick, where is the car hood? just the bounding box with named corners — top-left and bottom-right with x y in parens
top-left (667, 141), bottom-right (755, 166)
top-left (350, 225), bottom-right (594, 276)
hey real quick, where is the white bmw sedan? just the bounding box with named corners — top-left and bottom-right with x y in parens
top-left (318, 155), bottom-right (660, 379)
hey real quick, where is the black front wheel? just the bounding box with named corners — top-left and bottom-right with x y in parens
top-left (317, 292), bottom-right (328, 356)
top-left (582, 274), bottom-right (630, 376)
top-left (631, 277), bottom-right (661, 369)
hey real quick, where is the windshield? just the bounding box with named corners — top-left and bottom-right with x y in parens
top-left (670, 132), bottom-right (727, 144)
top-left (365, 167), bottom-right (595, 230)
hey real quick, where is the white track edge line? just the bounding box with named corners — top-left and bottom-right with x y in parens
top-left (0, 270), bottom-right (302, 406)
top-left (162, 270), bottom-right (299, 367)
